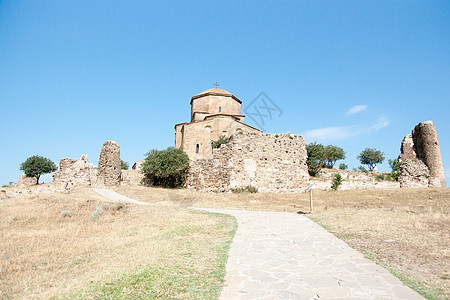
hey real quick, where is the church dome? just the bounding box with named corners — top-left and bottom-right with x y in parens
top-left (195, 88), bottom-right (233, 97)
top-left (191, 88), bottom-right (241, 104)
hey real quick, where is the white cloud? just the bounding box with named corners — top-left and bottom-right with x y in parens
top-left (346, 105), bottom-right (368, 115)
top-left (369, 117), bottom-right (390, 131)
top-left (304, 117), bottom-right (390, 142)
top-left (303, 126), bottom-right (361, 141)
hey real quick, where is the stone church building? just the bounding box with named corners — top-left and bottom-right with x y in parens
top-left (175, 88), bottom-right (260, 160)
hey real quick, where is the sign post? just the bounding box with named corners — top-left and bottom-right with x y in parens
top-left (305, 183), bottom-right (316, 213)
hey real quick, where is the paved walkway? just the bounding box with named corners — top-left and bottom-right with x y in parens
top-left (91, 188), bottom-right (152, 205)
top-left (198, 208), bottom-right (424, 300)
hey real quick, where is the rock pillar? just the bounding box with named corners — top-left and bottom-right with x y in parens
top-left (98, 140), bottom-right (121, 186)
top-left (412, 121), bottom-right (446, 187)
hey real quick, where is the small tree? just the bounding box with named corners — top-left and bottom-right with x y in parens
top-left (121, 160), bottom-right (129, 170)
top-left (141, 147), bottom-right (189, 188)
top-left (323, 145), bottom-right (346, 168)
top-left (306, 142), bottom-right (325, 176)
top-left (20, 155), bottom-right (57, 184)
top-left (332, 173), bottom-right (343, 190)
top-left (212, 135), bottom-right (230, 149)
top-left (388, 158), bottom-right (402, 181)
top-left (357, 148), bottom-right (385, 171)
top-left (339, 163), bottom-right (348, 170)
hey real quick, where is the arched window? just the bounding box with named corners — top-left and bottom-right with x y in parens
top-left (219, 106), bottom-right (222, 112)
top-left (196, 144), bottom-right (199, 153)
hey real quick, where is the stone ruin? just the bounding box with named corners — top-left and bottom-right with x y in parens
top-left (52, 140), bottom-right (122, 189)
top-left (398, 121), bottom-right (446, 188)
top-left (97, 140), bottom-right (121, 186)
top-left (185, 132), bottom-right (309, 193)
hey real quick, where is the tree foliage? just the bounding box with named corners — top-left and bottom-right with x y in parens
top-left (388, 158), bottom-right (402, 181)
top-left (141, 147), bottom-right (189, 188)
top-left (323, 145), bottom-right (346, 168)
top-left (332, 173), bottom-right (343, 190)
top-left (339, 163), bottom-right (348, 170)
top-left (306, 142), bottom-right (325, 176)
top-left (212, 135), bottom-right (230, 149)
top-left (357, 148), bottom-right (385, 171)
top-left (121, 160), bottom-right (129, 170)
top-left (20, 155), bottom-right (57, 184)
top-left (306, 142), bottom-right (346, 176)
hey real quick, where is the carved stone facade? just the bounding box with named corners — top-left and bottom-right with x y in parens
top-left (185, 132), bottom-right (310, 193)
top-left (175, 88), bottom-right (261, 160)
top-left (398, 121), bottom-right (446, 187)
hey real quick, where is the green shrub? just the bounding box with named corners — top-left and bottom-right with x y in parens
top-left (358, 166), bottom-right (369, 173)
top-left (376, 174), bottom-right (385, 181)
top-left (212, 135), bottom-right (230, 149)
top-left (121, 160), bottom-right (129, 170)
top-left (388, 158), bottom-right (402, 181)
top-left (306, 142), bottom-right (325, 176)
top-left (339, 163), bottom-right (348, 170)
top-left (142, 147), bottom-right (190, 188)
top-left (332, 173), bottom-right (343, 190)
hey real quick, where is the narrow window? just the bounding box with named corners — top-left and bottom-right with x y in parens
top-left (219, 106), bottom-right (222, 112)
top-left (196, 144), bottom-right (199, 153)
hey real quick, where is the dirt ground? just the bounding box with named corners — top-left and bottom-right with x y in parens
top-left (115, 185), bottom-right (450, 298)
top-left (0, 188), bottom-right (234, 299)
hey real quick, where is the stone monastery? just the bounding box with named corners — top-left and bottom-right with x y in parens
top-left (5, 87), bottom-right (445, 197)
top-left (175, 88), bottom-right (260, 160)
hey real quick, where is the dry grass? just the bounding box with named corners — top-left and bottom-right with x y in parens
top-left (0, 188), bottom-right (235, 299)
top-left (115, 185), bottom-right (450, 299)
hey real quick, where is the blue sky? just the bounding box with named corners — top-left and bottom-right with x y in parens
top-left (1, 1), bottom-right (449, 185)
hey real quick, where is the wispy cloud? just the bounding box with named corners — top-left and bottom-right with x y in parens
top-left (303, 126), bottom-right (361, 141)
top-left (369, 117), bottom-right (390, 131)
top-left (346, 105), bottom-right (368, 115)
top-left (303, 117), bottom-right (390, 141)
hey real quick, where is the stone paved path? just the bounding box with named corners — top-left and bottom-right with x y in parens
top-left (198, 208), bottom-right (424, 300)
top-left (92, 188), bottom-right (152, 205)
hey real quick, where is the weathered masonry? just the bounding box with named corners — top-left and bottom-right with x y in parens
top-left (185, 132), bottom-right (310, 193)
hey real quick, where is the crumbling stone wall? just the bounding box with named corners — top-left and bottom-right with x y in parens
top-left (185, 143), bottom-right (233, 192)
top-left (311, 168), bottom-right (400, 190)
top-left (120, 170), bottom-right (151, 186)
top-left (52, 154), bottom-right (99, 189)
top-left (98, 140), bottom-right (121, 186)
top-left (16, 174), bottom-right (37, 186)
top-left (52, 140), bottom-right (122, 190)
top-left (185, 132), bottom-right (309, 193)
top-left (398, 121), bottom-right (446, 187)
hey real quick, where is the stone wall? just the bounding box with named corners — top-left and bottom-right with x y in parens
top-left (185, 132), bottom-right (310, 193)
top-left (51, 140), bottom-right (122, 190)
top-left (311, 169), bottom-right (400, 191)
top-left (16, 174), bottom-right (37, 186)
top-left (398, 121), bottom-right (446, 187)
top-left (120, 170), bottom-right (150, 186)
top-left (52, 154), bottom-right (99, 190)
